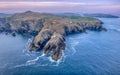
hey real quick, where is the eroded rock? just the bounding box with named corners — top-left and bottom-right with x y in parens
top-left (43, 32), bottom-right (65, 61)
top-left (29, 29), bottom-right (53, 51)
top-left (0, 11), bottom-right (107, 61)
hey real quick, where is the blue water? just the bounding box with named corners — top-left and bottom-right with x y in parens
top-left (0, 18), bottom-right (120, 75)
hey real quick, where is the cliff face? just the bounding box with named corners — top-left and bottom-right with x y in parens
top-left (0, 11), bottom-right (106, 61)
top-left (0, 11), bottom-right (45, 35)
top-left (29, 29), bottom-right (66, 61)
top-left (29, 29), bottom-right (54, 51)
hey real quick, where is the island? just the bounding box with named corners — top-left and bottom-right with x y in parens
top-left (0, 11), bottom-right (107, 61)
top-left (84, 13), bottom-right (119, 18)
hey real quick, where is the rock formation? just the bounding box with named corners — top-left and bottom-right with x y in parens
top-left (0, 11), bottom-right (107, 61)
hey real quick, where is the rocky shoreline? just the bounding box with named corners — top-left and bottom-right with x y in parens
top-left (0, 11), bottom-right (107, 61)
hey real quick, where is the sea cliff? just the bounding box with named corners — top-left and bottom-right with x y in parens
top-left (0, 11), bottom-right (106, 61)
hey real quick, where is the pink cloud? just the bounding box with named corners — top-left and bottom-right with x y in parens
top-left (0, 2), bottom-right (120, 14)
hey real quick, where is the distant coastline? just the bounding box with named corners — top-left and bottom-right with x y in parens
top-left (84, 13), bottom-right (119, 18)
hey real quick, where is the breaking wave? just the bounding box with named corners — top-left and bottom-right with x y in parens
top-left (13, 38), bottom-right (68, 68)
top-left (13, 31), bottom-right (83, 68)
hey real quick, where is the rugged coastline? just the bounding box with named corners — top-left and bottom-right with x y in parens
top-left (0, 11), bottom-right (106, 61)
top-left (84, 13), bottom-right (119, 18)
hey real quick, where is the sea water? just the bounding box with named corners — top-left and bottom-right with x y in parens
top-left (0, 18), bottom-right (120, 75)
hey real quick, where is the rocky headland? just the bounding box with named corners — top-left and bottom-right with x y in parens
top-left (0, 11), bottom-right (107, 61)
top-left (84, 13), bottom-right (119, 18)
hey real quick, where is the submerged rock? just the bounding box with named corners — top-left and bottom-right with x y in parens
top-left (11, 32), bottom-right (16, 37)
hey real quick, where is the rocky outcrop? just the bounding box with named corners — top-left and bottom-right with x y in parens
top-left (29, 18), bottom-right (106, 61)
top-left (43, 32), bottom-right (65, 61)
top-left (29, 29), bottom-right (54, 51)
top-left (0, 11), bottom-right (107, 61)
top-left (29, 29), bottom-right (66, 61)
top-left (0, 11), bottom-right (45, 35)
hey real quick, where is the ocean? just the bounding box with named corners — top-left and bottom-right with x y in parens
top-left (0, 18), bottom-right (120, 75)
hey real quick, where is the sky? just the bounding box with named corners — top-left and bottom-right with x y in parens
top-left (0, 0), bottom-right (120, 15)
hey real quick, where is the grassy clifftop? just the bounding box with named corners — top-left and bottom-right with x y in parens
top-left (0, 11), bottom-right (103, 35)
top-left (0, 11), bottom-right (106, 61)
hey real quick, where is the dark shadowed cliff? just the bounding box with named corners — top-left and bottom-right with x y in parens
top-left (0, 11), bottom-right (106, 61)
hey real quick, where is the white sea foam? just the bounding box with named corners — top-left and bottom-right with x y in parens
top-left (20, 36), bottom-right (79, 67)
top-left (13, 61), bottom-right (35, 68)
top-left (48, 57), bottom-right (60, 66)
top-left (68, 39), bottom-right (79, 55)
top-left (13, 36), bottom-right (79, 68)
top-left (22, 38), bottom-right (33, 53)
top-left (71, 46), bottom-right (76, 55)
top-left (48, 56), bottom-right (61, 65)
top-left (49, 56), bottom-right (55, 62)
top-left (48, 51), bottom-right (67, 67)
top-left (26, 53), bottom-right (45, 64)
top-left (13, 64), bottom-right (26, 68)
top-left (26, 57), bottom-right (39, 64)
top-left (41, 53), bottom-right (45, 57)
top-left (13, 53), bottom-right (46, 68)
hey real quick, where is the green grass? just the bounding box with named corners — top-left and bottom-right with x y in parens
top-left (62, 16), bottom-right (100, 23)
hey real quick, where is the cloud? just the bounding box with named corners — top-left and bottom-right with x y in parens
top-left (0, 2), bottom-right (120, 14)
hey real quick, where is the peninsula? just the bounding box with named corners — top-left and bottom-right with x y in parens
top-left (0, 11), bottom-right (106, 61)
